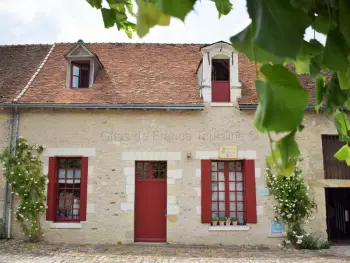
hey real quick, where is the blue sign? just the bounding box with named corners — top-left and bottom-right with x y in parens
top-left (271, 221), bottom-right (284, 233)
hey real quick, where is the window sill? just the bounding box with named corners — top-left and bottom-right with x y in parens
top-left (210, 102), bottom-right (235, 107)
top-left (208, 225), bottom-right (250, 231)
top-left (50, 222), bottom-right (82, 229)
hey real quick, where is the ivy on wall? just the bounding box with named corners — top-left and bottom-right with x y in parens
top-left (0, 137), bottom-right (46, 241)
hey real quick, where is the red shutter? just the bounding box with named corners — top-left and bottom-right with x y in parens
top-left (46, 157), bottom-right (57, 221)
top-left (244, 159), bottom-right (257, 223)
top-left (79, 157), bottom-right (88, 221)
top-left (201, 160), bottom-right (212, 223)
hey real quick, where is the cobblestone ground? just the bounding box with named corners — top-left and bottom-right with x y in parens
top-left (0, 240), bottom-right (349, 263)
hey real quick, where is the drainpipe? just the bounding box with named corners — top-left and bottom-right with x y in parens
top-left (1, 110), bottom-right (14, 238)
top-left (7, 109), bottom-right (19, 239)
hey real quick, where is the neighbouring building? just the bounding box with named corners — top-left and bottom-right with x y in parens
top-left (0, 41), bottom-right (349, 245)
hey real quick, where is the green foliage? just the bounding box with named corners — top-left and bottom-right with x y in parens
top-left (0, 137), bottom-right (46, 241)
top-left (86, 0), bottom-right (350, 170)
top-left (266, 159), bottom-right (328, 250)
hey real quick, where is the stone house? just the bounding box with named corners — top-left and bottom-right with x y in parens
top-left (0, 41), bottom-right (348, 245)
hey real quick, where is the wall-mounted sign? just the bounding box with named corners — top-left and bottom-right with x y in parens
top-left (219, 146), bottom-right (238, 159)
top-left (271, 221), bottom-right (284, 234)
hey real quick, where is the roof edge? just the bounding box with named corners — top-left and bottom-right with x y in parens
top-left (2, 103), bottom-right (204, 110)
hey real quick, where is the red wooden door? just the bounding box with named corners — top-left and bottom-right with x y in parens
top-left (134, 161), bottom-right (167, 242)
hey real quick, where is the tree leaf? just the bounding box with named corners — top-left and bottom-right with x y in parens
top-left (101, 8), bottom-right (117, 28)
top-left (156, 0), bottom-right (196, 21)
top-left (311, 15), bottom-right (336, 35)
top-left (255, 64), bottom-right (308, 132)
top-left (309, 53), bottom-right (323, 78)
top-left (324, 73), bottom-right (349, 114)
top-left (87, 0), bottom-right (102, 9)
top-left (334, 144), bottom-right (350, 161)
top-left (339, 0), bottom-right (350, 44)
top-left (333, 109), bottom-right (350, 142)
top-left (276, 130), bottom-right (300, 168)
top-left (337, 70), bottom-right (350, 90)
top-left (211, 0), bottom-right (232, 18)
top-left (322, 27), bottom-right (349, 73)
top-left (230, 25), bottom-right (285, 64)
top-left (295, 40), bottom-right (323, 74)
top-left (137, 1), bottom-right (170, 37)
top-left (246, 0), bottom-right (311, 58)
top-left (315, 75), bottom-right (326, 112)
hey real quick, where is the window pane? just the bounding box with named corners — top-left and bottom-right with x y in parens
top-left (136, 163), bottom-right (143, 171)
top-left (219, 212), bottom-right (225, 218)
top-left (67, 170), bottom-right (73, 178)
top-left (81, 69), bottom-right (89, 88)
top-left (230, 192), bottom-right (236, 201)
top-left (144, 162), bottom-right (150, 171)
top-left (237, 212), bottom-right (244, 222)
top-left (59, 159), bottom-right (66, 168)
top-left (211, 172), bottom-right (217, 181)
top-left (153, 171), bottom-right (158, 179)
top-left (72, 76), bottom-right (79, 88)
top-left (218, 182), bottom-right (225, 190)
top-left (73, 160), bottom-right (81, 168)
top-left (236, 162), bottom-right (242, 171)
top-left (237, 202), bottom-right (244, 211)
top-left (159, 171), bottom-right (166, 179)
top-left (236, 172), bottom-right (243, 181)
top-left (211, 182), bottom-right (217, 191)
top-left (218, 172), bottom-right (225, 180)
top-left (136, 171), bottom-right (143, 179)
top-left (237, 191), bottom-right (243, 201)
top-left (230, 211), bottom-right (237, 218)
top-left (230, 202), bottom-right (236, 211)
top-left (219, 202), bottom-right (225, 211)
top-left (218, 162), bottom-right (224, 171)
top-left (67, 160), bottom-right (74, 168)
top-left (211, 162), bottom-right (217, 171)
top-left (218, 192), bottom-right (225, 201)
top-left (153, 163), bottom-right (159, 170)
top-left (237, 182), bottom-right (243, 191)
top-left (229, 172), bottom-right (235, 181)
top-left (212, 192), bottom-right (217, 201)
top-left (144, 171), bottom-right (150, 179)
top-left (228, 162), bottom-right (235, 171)
top-left (212, 202), bottom-right (218, 210)
top-left (229, 182), bottom-right (235, 191)
top-left (73, 65), bottom-right (80, 75)
top-left (59, 169), bottom-right (65, 178)
top-left (74, 169), bottom-right (81, 179)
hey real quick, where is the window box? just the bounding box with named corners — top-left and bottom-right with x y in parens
top-left (208, 225), bottom-right (250, 231)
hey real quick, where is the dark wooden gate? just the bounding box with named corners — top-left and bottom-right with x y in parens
top-left (322, 135), bottom-right (350, 179)
top-left (326, 188), bottom-right (350, 242)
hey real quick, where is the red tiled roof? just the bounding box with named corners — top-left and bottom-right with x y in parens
top-left (0, 44), bottom-right (51, 103)
top-left (19, 43), bottom-right (204, 104)
top-left (0, 43), bottom-right (319, 106)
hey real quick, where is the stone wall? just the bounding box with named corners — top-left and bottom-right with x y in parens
top-left (0, 106), bottom-right (342, 245)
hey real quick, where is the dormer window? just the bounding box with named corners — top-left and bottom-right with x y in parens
top-left (65, 40), bottom-right (103, 89)
top-left (197, 41), bottom-right (241, 104)
top-left (71, 63), bottom-right (90, 88)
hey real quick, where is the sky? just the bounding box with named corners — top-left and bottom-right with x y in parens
top-left (0, 0), bottom-right (325, 45)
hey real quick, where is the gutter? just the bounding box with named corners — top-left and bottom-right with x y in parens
top-left (0, 103), bottom-right (205, 110)
top-left (1, 110), bottom-right (14, 238)
top-left (7, 110), bottom-right (19, 239)
top-left (238, 104), bottom-right (346, 111)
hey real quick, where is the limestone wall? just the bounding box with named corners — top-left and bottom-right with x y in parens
top-left (4, 106), bottom-right (340, 245)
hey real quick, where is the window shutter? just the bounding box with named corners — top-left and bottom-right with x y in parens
top-left (46, 157), bottom-right (57, 221)
top-left (201, 160), bottom-right (212, 223)
top-left (80, 157), bottom-right (89, 221)
top-left (244, 159), bottom-right (257, 223)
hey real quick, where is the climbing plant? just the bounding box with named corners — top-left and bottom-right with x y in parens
top-left (87, 0), bottom-right (350, 177)
top-left (266, 158), bottom-right (329, 249)
top-left (0, 137), bottom-right (46, 241)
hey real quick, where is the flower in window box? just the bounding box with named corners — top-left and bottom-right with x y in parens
top-left (230, 217), bottom-right (238, 225)
top-left (219, 217), bottom-right (226, 226)
top-left (211, 214), bottom-right (218, 226)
